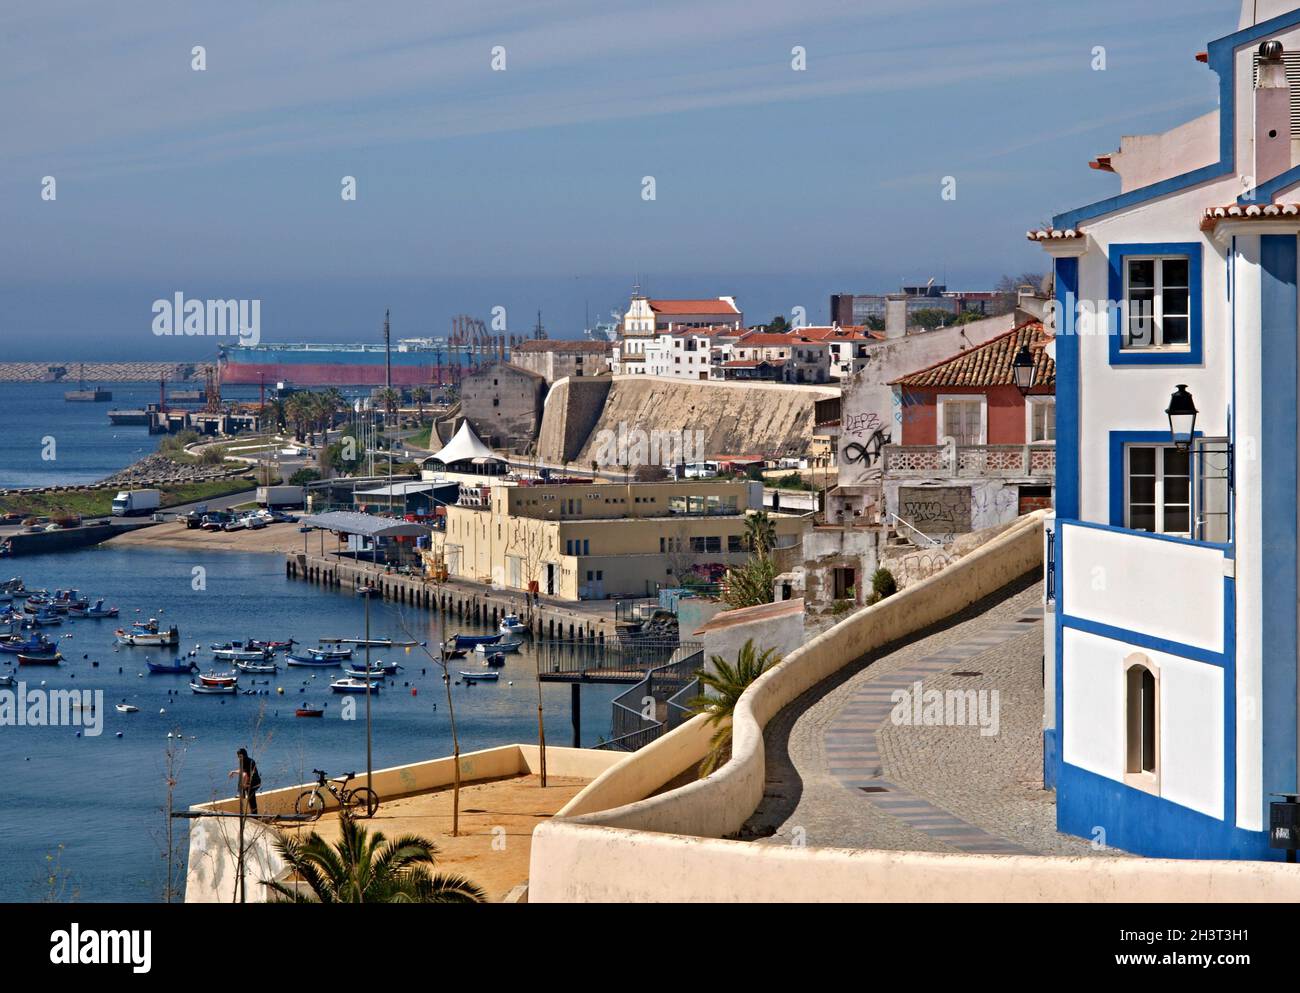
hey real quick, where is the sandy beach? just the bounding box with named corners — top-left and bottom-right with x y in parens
top-left (106, 519), bottom-right (321, 555)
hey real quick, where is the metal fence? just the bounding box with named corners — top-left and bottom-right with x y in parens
top-left (601, 649), bottom-right (704, 752)
top-left (536, 637), bottom-right (698, 682)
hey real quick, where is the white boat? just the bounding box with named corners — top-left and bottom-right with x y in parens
top-left (115, 703), bottom-right (138, 714)
top-left (499, 613), bottom-right (526, 636)
top-left (476, 638), bottom-right (521, 655)
top-left (117, 624), bottom-right (180, 647)
top-left (330, 677), bottom-right (380, 694)
top-left (307, 645), bottom-right (353, 661)
top-left (235, 659), bottom-right (278, 674)
top-left (460, 670), bottom-right (500, 682)
top-left (212, 643), bottom-right (273, 662)
top-left (190, 681), bottom-right (238, 695)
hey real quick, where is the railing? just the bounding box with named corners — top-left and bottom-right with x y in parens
top-left (882, 443), bottom-right (1056, 479)
top-left (1045, 526), bottom-right (1056, 603)
top-left (600, 650), bottom-right (705, 752)
top-left (537, 637), bottom-right (700, 682)
top-left (887, 511), bottom-right (943, 548)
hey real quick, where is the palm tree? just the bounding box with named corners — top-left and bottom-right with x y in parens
top-left (284, 393), bottom-right (312, 443)
top-left (266, 810), bottom-right (486, 904)
top-left (687, 639), bottom-right (781, 776)
top-left (376, 387), bottom-right (400, 427)
top-left (743, 511), bottom-right (776, 556)
top-left (412, 386), bottom-right (428, 422)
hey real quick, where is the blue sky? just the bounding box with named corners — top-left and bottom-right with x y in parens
top-left (0, 0), bottom-right (1236, 358)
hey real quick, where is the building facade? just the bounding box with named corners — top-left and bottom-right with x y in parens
top-left (883, 322), bottom-right (1056, 536)
top-left (509, 339), bottom-right (612, 383)
top-left (613, 296), bottom-right (742, 374)
top-left (1038, 0), bottom-right (1300, 860)
top-left (425, 479), bottom-right (806, 600)
top-left (458, 362), bottom-right (547, 453)
top-left (719, 332), bottom-right (832, 384)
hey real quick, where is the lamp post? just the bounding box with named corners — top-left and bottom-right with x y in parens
top-left (1012, 343), bottom-right (1037, 396)
top-left (1166, 384), bottom-right (1199, 451)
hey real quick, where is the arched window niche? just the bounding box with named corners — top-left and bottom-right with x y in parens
top-left (1124, 653), bottom-right (1160, 795)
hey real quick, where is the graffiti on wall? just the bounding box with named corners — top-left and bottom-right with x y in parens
top-left (899, 486), bottom-right (971, 535)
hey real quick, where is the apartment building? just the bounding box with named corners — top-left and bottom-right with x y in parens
top-left (425, 478), bottom-right (806, 600)
top-left (613, 295), bottom-right (743, 373)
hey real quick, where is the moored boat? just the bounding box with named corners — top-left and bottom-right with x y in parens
top-left (306, 645), bottom-right (352, 661)
top-left (190, 680), bottom-right (238, 695)
top-left (484, 652), bottom-right (506, 667)
top-left (235, 659), bottom-right (278, 674)
top-left (147, 659), bottom-right (199, 675)
top-left (343, 666), bottom-right (388, 680)
top-left (18, 650), bottom-right (62, 665)
top-left (295, 704), bottom-right (325, 717)
top-left (499, 613), bottom-right (527, 636)
top-left (286, 653), bottom-right (343, 668)
top-left (330, 677), bottom-right (380, 694)
top-left (85, 599), bottom-right (119, 619)
top-left (211, 642), bottom-right (274, 662)
top-left (0, 634), bottom-right (53, 655)
top-left (198, 671), bottom-right (238, 687)
top-left (115, 703), bottom-right (139, 714)
top-left (476, 638), bottom-right (521, 654)
top-left (116, 623), bottom-right (180, 647)
top-left (452, 632), bottom-right (502, 649)
top-left (0, 673), bottom-right (15, 687)
top-left (460, 670), bottom-right (499, 682)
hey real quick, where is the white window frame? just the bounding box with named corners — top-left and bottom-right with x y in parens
top-left (1025, 396), bottom-right (1056, 445)
top-left (1124, 444), bottom-right (1192, 536)
top-left (1122, 255), bottom-right (1191, 351)
top-left (936, 394), bottom-right (987, 446)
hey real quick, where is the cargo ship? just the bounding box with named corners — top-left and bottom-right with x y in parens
top-left (218, 338), bottom-right (508, 388)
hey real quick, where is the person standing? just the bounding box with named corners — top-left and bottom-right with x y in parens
top-left (229, 747), bottom-right (261, 815)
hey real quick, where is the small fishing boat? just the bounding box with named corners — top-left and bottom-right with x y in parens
top-left (235, 659), bottom-right (278, 674)
top-left (115, 703), bottom-right (139, 714)
top-left (65, 602), bottom-right (89, 617)
top-left (444, 646), bottom-right (468, 660)
top-left (460, 670), bottom-right (500, 682)
top-left (249, 639), bottom-right (295, 653)
top-left (484, 652), bottom-right (506, 668)
top-left (211, 642), bottom-right (273, 662)
top-left (452, 632), bottom-right (502, 650)
top-left (321, 636), bottom-right (398, 647)
top-left (116, 623), bottom-right (180, 647)
top-left (198, 671), bottom-right (238, 687)
top-left (30, 609), bottom-right (62, 627)
top-left (356, 585), bottom-right (380, 598)
top-left (190, 681), bottom-right (238, 695)
top-left (286, 653), bottom-right (343, 668)
top-left (476, 638), bottom-right (521, 655)
top-left (498, 613), bottom-right (527, 636)
top-left (0, 633), bottom-right (53, 654)
top-left (147, 658), bottom-right (198, 675)
top-left (54, 589), bottom-right (89, 609)
top-left (330, 677), bottom-right (380, 694)
top-left (0, 673), bottom-right (15, 687)
top-left (18, 650), bottom-right (62, 665)
top-left (306, 645), bottom-right (352, 661)
top-left (295, 704), bottom-right (325, 717)
top-left (343, 666), bottom-right (388, 680)
top-left (85, 599), bottom-right (118, 619)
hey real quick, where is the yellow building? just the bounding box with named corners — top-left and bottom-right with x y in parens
top-left (424, 479), bottom-right (807, 600)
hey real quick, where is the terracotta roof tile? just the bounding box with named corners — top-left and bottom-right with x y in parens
top-left (890, 321), bottom-right (1054, 389)
top-left (648, 299), bottom-right (740, 315)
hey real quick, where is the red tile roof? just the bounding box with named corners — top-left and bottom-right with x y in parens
top-left (798, 326), bottom-right (878, 341)
top-left (736, 332), bottom-right (829, 347)
top-left (890, 321), bottom-right (1054, 389)
top-left (648, 299), bottom-right (740, 315)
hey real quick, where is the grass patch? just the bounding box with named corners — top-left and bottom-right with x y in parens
top-left (0, 478), bottom-right (257, 519)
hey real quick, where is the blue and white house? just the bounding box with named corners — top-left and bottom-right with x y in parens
top-left (1037, 0), bottom-right (1300, 859)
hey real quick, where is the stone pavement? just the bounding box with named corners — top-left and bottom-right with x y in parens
top-left (743, 576), bottom-right (1121, 858)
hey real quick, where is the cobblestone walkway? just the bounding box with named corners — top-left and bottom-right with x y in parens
top-left (744, 577), bottom-right (1112, 858)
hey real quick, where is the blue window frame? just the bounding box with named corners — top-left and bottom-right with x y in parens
top-left (1107, 243), bottom-right (1203, 366)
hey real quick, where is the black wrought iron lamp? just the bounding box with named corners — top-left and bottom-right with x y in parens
top-left (1011, 344), bottom-right (1036, 395)
top-left (1165, 384), bottom-right (1199, 451)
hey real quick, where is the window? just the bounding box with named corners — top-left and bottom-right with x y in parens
top-left (1027, 397), bottom-right (1055, 444)
top-left (1108, 243), bottom-right (1202, 365)
top-left (938, 395), bottom-right (985, 446)
top-left (1124, 656), bottom-right (1159, 793)
top-left (1124, 256), bottom-right (1189, 349)
top-left (1126, 445), bottom-right (1190, 535)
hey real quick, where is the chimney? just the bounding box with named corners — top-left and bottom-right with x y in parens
top-left (1255, 40), bottom-right (1293, 186)
top-left (885, 296), bottom-right (908, 339)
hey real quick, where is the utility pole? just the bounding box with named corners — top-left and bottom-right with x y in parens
top-left (384, 309), bottom-right (392, 395)
top-left (364, 592), bottom-right (373, 798)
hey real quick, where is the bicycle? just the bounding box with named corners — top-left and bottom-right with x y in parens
top-left (294, 768), bottom-right (380, 820)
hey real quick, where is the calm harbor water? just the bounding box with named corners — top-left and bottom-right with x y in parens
top-left (0, 381), bottom-right (266, 489)
top-left (1, 545), bottom-right (619, 902)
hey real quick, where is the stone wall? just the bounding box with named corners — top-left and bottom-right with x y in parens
top-left (536, 376), bottom-right (614, 464)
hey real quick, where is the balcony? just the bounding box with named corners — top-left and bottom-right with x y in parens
top-left (882, 443), bottom-right (1055, 479)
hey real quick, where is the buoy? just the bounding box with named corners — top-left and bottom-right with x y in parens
top-left (160, 708), bottom-right (166, 715)
top-left (411, 688), bottom-right (417, 696)
top-left (277, 687), bottom-right (283, 695)
top-left (115, 732), bottom-right (123, 738)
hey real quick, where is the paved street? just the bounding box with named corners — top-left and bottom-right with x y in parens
top-left (744, 577), bottom-right (1123, 858)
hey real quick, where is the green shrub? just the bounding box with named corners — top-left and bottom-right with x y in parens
top-left (868, 567), bottom-right (897, 605)
top-left (289, 468), bottom-right (321, 486)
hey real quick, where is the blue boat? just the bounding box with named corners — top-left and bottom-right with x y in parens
top-left (147, 659), bottom-right (199, 675)
top-left (451, 633), bottom-right (502, 650)
top-left (286, 653), bottom-right (343, 668)
top-left (0, 633), bottom-right (53, 654)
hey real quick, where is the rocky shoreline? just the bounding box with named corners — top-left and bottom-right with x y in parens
top-left (0, 452), bottom-right (251, 496)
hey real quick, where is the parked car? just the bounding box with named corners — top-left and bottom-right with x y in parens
top-left (2, 512), bottom-right (24, 522)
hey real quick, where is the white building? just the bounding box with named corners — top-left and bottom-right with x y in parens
top-left (1037, 0), bottom-right (1300, 860)
top-left (613, 296), bottom-right (742, 374)
top-left (642, 326), bottom-right (743, 380)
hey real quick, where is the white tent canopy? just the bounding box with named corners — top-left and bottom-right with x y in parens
top-left (428, 421), bottom-right (503, 465)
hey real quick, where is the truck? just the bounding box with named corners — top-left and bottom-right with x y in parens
top-left (111, 489), bottom-right (161, 517)
top-left (256, 485), bottom-right (305, 509)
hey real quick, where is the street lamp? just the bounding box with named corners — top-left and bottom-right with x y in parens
top-left (1166, 384), bottom-right (1199, 451)
top-left (1011, 344), bottom-right (1037, 395)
